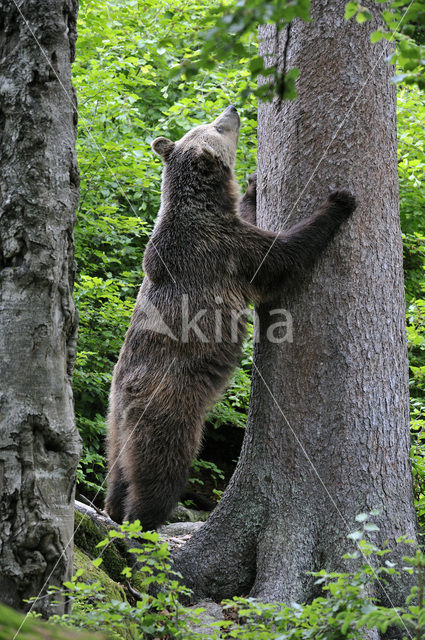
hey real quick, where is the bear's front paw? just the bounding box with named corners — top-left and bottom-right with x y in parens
top-left (328, 190), bottom-right (357, 216)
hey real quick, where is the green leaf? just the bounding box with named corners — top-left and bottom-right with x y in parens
top-left (371, 30), bottom-right (384, 43)
top-left (356, 10), bottom-right (372, 23)
top-left (355, 513), bottom-right (369, 522)
top-left (364, 523), bottom-right (380, 532)
top-left (348, 530), bottom-right (363, 541)
top-left (345, 2), bottom-right (359, 20)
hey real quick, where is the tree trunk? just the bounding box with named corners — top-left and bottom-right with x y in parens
top-left (171, 0), bottom-right (417, 615)
top-left (0, 0), bottom-right (81, 616)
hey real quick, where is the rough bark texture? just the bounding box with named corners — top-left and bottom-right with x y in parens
top-left (0, 0), bottom-right (81, 616)
top-left (172, 0), bottom-right (417, 620)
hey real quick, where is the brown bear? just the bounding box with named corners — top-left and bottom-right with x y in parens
top-left (104, 105), bottom-right (356, 528)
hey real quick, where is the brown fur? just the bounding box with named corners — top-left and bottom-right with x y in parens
top-left (239, 172), bottom-right (257, 225)
top-left (105, 106), bottom-right (356, 528)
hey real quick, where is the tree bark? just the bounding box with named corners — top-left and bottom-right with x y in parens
top-left (171, 0), bottom-right (417, 617)
top-left (0, 0), bottom-right (81, 616)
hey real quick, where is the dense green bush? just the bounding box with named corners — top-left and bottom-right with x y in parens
top-left (398, 85), bottom-right (425, 527)
top-left (52, 523), bottom-right (195, 639)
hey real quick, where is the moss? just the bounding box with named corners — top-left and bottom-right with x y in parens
top-left (127, 570), bottom-right (146, 594)
top-left (73, 548), bottom-right (126, 603)
top-left (0, 602), bottom-right (106, 639)
top-left (73, 511), bottom-right (128, 582)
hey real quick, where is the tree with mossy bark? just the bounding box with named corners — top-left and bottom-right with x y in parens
top-left (171, 0), bottom-right (418, 628)
top-left (0, 0), bottom-right (81, 617)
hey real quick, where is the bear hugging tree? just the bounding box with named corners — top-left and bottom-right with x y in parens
top-left (104, 105), bottom-right (356, 529)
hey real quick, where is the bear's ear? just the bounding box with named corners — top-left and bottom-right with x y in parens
top-left (152, 137), bottom-right (175, 161)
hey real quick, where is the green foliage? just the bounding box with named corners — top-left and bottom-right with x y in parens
top-left (158, 0), bottom-right (425, 97)
top-left (221, 526), bottom-right (420, 639)
top-left (50, 521), bottom-right (200, 639)
top-left (344, 1), bottom-right (425, 89)
top-left (190, 458), bottom-right (225, 486)
top-left (46, 518), bottom-right (425, 639)
top-left (397, 84), bottom-right (425, 528)
top-left (345, 2), bottom-right (372, 23)
top-left (391, 1), bottom-right (425, 89)
top-left (170, 0), bottom-right (310, 100)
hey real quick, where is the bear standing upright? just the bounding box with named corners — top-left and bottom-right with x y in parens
top-left (105, 106), bottom-right (356, 528)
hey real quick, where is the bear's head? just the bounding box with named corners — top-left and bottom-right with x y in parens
top-left (152, 105), bottom-right (240, 170)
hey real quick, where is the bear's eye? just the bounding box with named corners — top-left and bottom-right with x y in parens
top-left (215, 126), bottom-right (224, 134)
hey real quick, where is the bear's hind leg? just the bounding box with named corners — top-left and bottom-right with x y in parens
top-left (122, 415), bottom-right (202, 530)
top-left (124, 476), bottom-right (186, 531)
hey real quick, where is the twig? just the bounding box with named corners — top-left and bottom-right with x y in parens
top-left (79, 494), bottom-right (107, 517)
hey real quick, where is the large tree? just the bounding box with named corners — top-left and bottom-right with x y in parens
top-left (0, 0), bottom-right (81, 616)
top-left (172, 0), bottom-right (417, 616)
